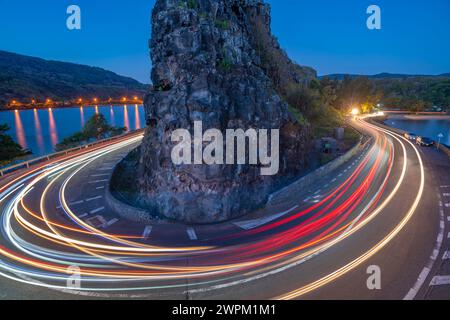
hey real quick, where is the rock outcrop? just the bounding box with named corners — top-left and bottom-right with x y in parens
top-left (113, 0), bottom-right (316, 223)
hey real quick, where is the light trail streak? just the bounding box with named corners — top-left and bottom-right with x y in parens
top-left (275, 118), bottom-right (425, 300)
top-left (0, 118), bottom-right (424, 297)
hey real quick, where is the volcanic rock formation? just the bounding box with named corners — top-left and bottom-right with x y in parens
top-left (113, 0), bottom-right (317, 223)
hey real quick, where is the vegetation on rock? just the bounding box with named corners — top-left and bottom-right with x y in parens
top-left (55, 114), bottom-right (126, 151)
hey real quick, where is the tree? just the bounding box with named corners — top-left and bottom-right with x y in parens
top-left (0, 124), bottom-right (30, 164)
top-left (83, 114), bottom-right (112, 140)
top-left (55, 114), bottom-right (126, 151)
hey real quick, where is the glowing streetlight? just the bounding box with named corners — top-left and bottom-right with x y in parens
top-left (122, 97), bottom-right (127, 102)
top-left (351, 108), bottom-right (360, 116)
top-left (93, 98), bottom-right (98, 103)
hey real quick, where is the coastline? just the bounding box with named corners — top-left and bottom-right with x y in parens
top-left (0, 102), bottom-right (144, 112)
top-left (386, 114), bottom-right (450, 120)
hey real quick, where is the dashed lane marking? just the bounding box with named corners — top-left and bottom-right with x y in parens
top-left (90, 207), bottom-right (105, 214)
top-left (96, 186), bottom-right (105, 190)
top-left (404, 192), bottom-right (445, 300)
top-left (187, 228), bottom-right (198, 240)
top-left (78, 213), bottom-right (88, 219)
top-left (106, 218), bottom-right (118, 227)
top-left (86, 196), bottom-right (103, 202)
top-left (143, 226), bottom-right (153, 239)
top-left (88, 180), bottom-right (108, 184)
top-left (91, 174), bottom-right (110, 177)
top-left (57, 200), bottom-right (84, 209)
top-left (234, 205), bottom-right (299, 230)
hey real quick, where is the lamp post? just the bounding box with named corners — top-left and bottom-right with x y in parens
top-left (437, 133), bottom-right (444, 150)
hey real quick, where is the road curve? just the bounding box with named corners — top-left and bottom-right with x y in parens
top-left (0, 118), bottom-right (445, 300)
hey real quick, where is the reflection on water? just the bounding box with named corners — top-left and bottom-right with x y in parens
top-left (123, 105), bottom-right (130, 131)
top-left (48, 108), bottom-right (59, 147)
top-left (134, 104), bottom-right (141, 129)
top-left (33, 109), bottom-right (44, 154)
top-left (1, 105), bottom-right (146, 157)
top-left (80, 107), bottom-right (85, 127)
top-left (14, 110), bottom-right (27, 149)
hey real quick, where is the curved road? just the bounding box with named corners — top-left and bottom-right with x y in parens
top-left (0, 118), bottom-right (448, 300)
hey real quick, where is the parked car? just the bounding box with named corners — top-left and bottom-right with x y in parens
top-left (404, 133), bottom-right (417, 141)
top-left (416, 137), bottom-right (434, 147)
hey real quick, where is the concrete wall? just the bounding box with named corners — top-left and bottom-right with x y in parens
top-left (105, 188), bottom-right (157, 224)
top-left (268, 136), bottom-right (370, 206)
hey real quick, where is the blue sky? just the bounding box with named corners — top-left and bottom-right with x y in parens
top-left (0, 0), bottom-right (449, 83)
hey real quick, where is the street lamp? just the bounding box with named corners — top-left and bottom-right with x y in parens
top-left (437, 133), bottom-right (444, 150)
top-left (351, 108), bottom-right (360, 116)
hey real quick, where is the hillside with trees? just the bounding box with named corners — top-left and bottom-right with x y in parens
top-left (0, 50), bottom-right (148, 108)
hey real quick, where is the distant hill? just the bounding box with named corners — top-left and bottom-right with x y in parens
top-left (320, 72), bottom-right (450, 80)
top-left (320, 72), bottom-right (450, 109)
top-left (0, 50), bottom-right (148, 108)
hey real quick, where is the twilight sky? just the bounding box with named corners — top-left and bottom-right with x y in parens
top-left (0, 0), bottom-right (449, 83)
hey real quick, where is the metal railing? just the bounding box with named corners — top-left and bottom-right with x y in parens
top-left (0, 129), bottom-right (145, 177)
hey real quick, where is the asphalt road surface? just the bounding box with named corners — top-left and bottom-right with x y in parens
top-left (0, 118), bottom-right (448, 300)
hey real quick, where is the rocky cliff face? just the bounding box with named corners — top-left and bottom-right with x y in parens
top-left (117, 0), bottom-right (316, 223)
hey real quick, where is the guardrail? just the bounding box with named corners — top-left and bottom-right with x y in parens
top-left (0, 129), bottom-right (145, 177)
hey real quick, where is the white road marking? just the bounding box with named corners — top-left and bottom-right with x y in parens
top-left (143, 226), bottom-right (153, 239)
top-left (90, 207), bottom-right (105, 214)
top-left (331, 178), bottom-right (337, 182)
top-left (78, 213), bottom-right (88, 219)
top-left (405, 193), bottom-right (445, 300)
top-left (430, 276), bottom-right (450, 286)
top-left (445, 203), bottom-right (450, 208)
top-left (91, 173), bottom-right (110, 177)
top-left (234, 205), bottom-right (299, 230)
top-left (187, 228), bottom-right (198, 240)
top-left (86, 196), bottom-right (103, 202)
top-left (106, 218), bottom-right (118, 227)
top-left (303, 197), bottom-right (311, 203)
top-left (443, 251), bottom-right (449, 260)
top-left (58, 200), bottom-right (84, 209)
top-left (442, 193), bottom-right (450, 197)
top-left (314, 189), bottom-right (321, 195)
top-left (98, 167), bottom-right (114, 171)
top-left (88, 180), bottom-right (108, 184)
top-left (96, 186), bottom-right (105, 190)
